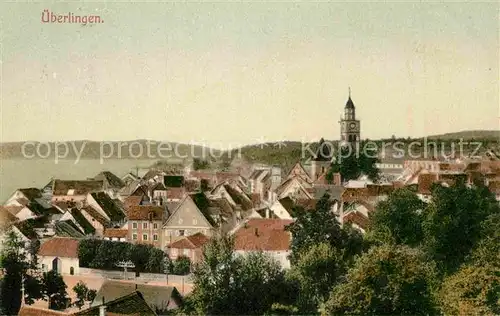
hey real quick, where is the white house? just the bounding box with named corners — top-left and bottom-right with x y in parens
top-left (38, 237), bottom-right (80, 275)
top-left (232, 218), bottom-right (293, 269)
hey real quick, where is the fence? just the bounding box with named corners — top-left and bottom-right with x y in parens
top-left (79, 267), bottom-right (193, 284)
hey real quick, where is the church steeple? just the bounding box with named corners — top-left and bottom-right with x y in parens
top-left (339, 87), bottom-right (361, 146)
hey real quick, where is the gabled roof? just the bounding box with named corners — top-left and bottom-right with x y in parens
top-left (285, 162), bottom-right (312, 181)
top-left (90, 192), bottom-right (126, 223)
top-left (104, 228), bottom-right (128, 239)
top-left (70, 208), bottom-right (95, 234)
top-left (223, 184), bottom-right (253, 211)
top-left (53, 180), bottom-right (104, 196)
top-left (91, 281), bottom-right (181, 313)
top-left (18, 188), bottom-right (43, 201)
top-left (119, 179), bottom-right (142, 196)
top-left (234, 218), bottom-right (293, 251)
top-left (38, 237), bottom-right (79, 258)
top-left (127, 205), bottom-right (165, 221)
top-left (168, 232), bottom-right (210, 249)
top-left (189, 192), bottom-right (217, 226)
top-left (55, 220), bottom-right (85, 238)
top-left (18, 306), bottom-right (68, 316)
top-left (0, 208), bottom-right (18, 228)
top-left (74, 291), bottom-right (157, 316)
top-left (277, 197), bottom-right (294, 213)
top-left (94, 171), bottom-right (126, 189)
top-left (81, 206), bottom-right (109, 227)
top-left (343, 211), bottom-right (368, 231)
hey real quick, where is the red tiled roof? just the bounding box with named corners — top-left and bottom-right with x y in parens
top-left (124, 195), bottom-right (143, 209)
top-left (104, 228), bottom-right (128, 238)
top-left (38, 237), bottom-right (79, 258)
top-left (0, 205), bottom-right (24, 216)
top-left (18, 306), bottom-right (68, 316)
top-left (168, 232), bottom-right (210, 249)
top-left (127, 205), bottom-right (165, 221)
top-left (167, 187), bottom-right (186, 200)
top-left (234, 219), bottom-right (293, 251)
top-left (295, 199), bottom-right (317, 210)
top-left (343, 211), bottom-right (369, 230)
top-left (53, 180), bottom-right (104, 196)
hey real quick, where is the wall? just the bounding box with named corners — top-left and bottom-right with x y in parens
top-left (128, 219), bottom-right (162, 248)
top-left (79, 268), bottom-right (193, 284)
top-left (40, 256), bottom-right (79, 275)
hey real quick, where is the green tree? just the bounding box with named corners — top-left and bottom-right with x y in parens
top-left (439, 264), bottom-right (500, 316)
top-left (189, 234), bottom-right (292, 315)
top-left (193, 158), bottom-right (210, 170)
top-left (289, 243), bottom-right (344, 312)
top-left (0, 231), bottom-right (42, 315)
top-left (286, 193), bottom-right (366, 265)
top-left (42, 270), bottom-right (68, 310)
top-left (323, 244), bottom-right (439, 315)
top-left (78, 238), bottom-right (100, 267)
top-left (423, 180), bottom-right (500, 275)
top-left (72, 281), bottom-right (97, 310)
top-left (129, 244), bottom-right (152, 275)
top-left (367, 188), bottom-right (427, 246)
top-left (146, 248), bottom-right (167, 274)
top-left (200, 179), bottom-right (210, 192)
top-left (173, 256), bottom-right (191, 275)
top-left (326, 143), bottom-right (380, 184)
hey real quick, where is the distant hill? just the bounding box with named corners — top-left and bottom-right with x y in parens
top-left (424, 130), bottom-right (500, 141)
top-left (0, 140), bottom-right (220, 160)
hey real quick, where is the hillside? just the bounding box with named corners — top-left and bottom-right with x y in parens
top-left (424, 130), bottom-right (500, 141)
top-left (0, 140), bottom-right (220, 160)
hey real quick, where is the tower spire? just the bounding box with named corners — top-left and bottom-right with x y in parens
top-left (348, 86), bottom-right (351, 98)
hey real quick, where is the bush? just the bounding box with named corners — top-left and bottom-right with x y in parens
top-left (172, 256), bottom-right (191, 275)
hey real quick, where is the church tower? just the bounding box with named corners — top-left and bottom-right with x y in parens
top-left (339, 88), bottom-right (360, 146)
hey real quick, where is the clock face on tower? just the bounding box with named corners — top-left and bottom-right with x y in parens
top-left (349, 122), bottom-right (357, 131)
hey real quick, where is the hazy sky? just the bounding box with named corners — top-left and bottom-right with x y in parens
top-left (0, 1), bottom-right (498, 148)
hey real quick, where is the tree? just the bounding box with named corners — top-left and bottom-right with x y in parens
top-left (129, 244), bottom-right (152, 275)
top-left (286, 193), bottom-right (366, 265)
top-left (326, 142), bottom-right (380, 184)
top-left (73, 281), bottom-right (96, 310)
top-left (189, 234), bottom-right (292, 315)
top-left (367, 188), bottom-right (427, 246)
top-left (173, 256), bottom-right (191, 275)
top-left (289, 243), bottom-right (344, 312)
top-left (0, 231), bottom-right (42, 315)
top-left (189, 234), bottom-right (240, 315)
top-left (78, 238), bottom-right (101, 267)
top-left (422, 181), bottom-right (500, 275)
top-left (146, 248), bottom-right (167, 274)
top-left (439, 264), bottom-right (500, 316)
top-left (323, 245), bottom-right (439, 315)
top-left (200, 179), bottom-right (210, 192)
top-left (42, 270), bottom-right (68, 310)
top-left (193, 158), bottom-right (210, 170)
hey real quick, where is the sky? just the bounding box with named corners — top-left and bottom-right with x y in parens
top-left (0, 1), bottom-right (498, 148)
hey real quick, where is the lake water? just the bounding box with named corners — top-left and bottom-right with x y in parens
top-left (0, 158), bottom-right (160, 203)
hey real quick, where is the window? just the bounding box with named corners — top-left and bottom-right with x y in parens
top-left (183, 249), bottom-right (190, 256)
top-left (132, 234), bottom-right (137, 240)
top-left (171, 248), bottom-right (177, 256)
top-left (178, 230), bottom-right (185, 236)
top-left (70, 267), bottom-right (74, 275)
top-left (153, 234), bottom-right (158, 241)
top-left (143, 234), bottom-right (148, 241)
top-left (153, 223), bottom-right (158, 229)
top-left (132, 222), bottom-right (137, 229)
top-left (143, 222), bottom-right (148, 229)
top-left (192, 219), bottom-right (197, 225)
